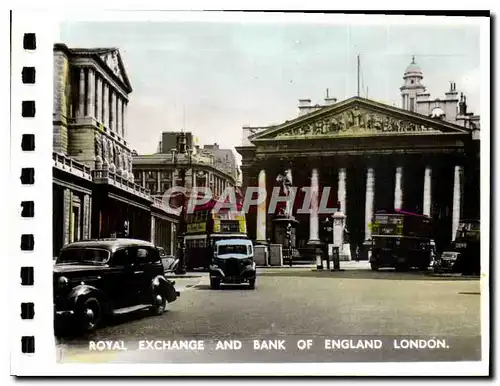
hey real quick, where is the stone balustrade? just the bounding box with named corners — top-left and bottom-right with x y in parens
top-left (53, 152), bottom-right (93, 181)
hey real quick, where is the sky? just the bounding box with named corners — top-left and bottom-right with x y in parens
top-left (59, 19), bottom-right (481, 161)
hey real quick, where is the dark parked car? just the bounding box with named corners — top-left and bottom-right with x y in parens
top-left (53, 238), bottom-right (179, 333)
top-left (158, 247), bottom-right (179, 273)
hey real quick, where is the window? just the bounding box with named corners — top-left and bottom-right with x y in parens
top-left (409, 97), bottom-right (415, 112)
top-left (134, 247), bottom-right (159, 263)
top-left (136, 248), bottom-right (149, 261)
top-left (217, 245), bottom-right (248, 256)
top-left (57, 248), bottom-right (110, 264)
top-left (161, 182), bottom-right (171, 192)
top-left (112, 248), bottom-right (131, 266)
top-left (147, 182), bottom-right (157, 193)
top-left (410, 79), bottom-right (414, 84)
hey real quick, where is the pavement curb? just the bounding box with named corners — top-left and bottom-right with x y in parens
top-left (164, 274), bottom-right (204, 279)
top-left (256, 266), bottom-right (316, 269)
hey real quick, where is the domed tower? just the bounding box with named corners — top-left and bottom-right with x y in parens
top-left (400, 55), bottom-right (426, 112)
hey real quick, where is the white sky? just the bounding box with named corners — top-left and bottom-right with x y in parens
top-left (59, 20), bottom-right (481, 162)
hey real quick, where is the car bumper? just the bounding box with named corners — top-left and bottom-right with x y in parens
top-left (219, 276), bottom-right (255, 284)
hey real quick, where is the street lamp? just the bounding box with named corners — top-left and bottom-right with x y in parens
top-left (285, 222), bottom-right (292, 267)
top-left (172, 132), bottom-right (193, 275)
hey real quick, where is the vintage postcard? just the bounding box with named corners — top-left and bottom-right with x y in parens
top-left (8, 9), bottom-right (490, 377)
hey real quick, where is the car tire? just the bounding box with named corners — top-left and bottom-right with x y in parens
top-left (248, 279), bottom-right (256, 290)
top-left (77, 297), bottom-right (102, 333)
top-left (210, 279), bottom-right (220, 290)
top-left (370, 263), bottom-right (379, 271)
top-left (151, 289), bottom-right (168, 315)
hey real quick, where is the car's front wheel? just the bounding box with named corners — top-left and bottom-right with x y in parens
top-left (151, 290), bottom-right (168, 315)
top-left (370, 262), bottom-right (379, 271)
top-left (248, 279), bottom-right (256, 290)
top-left (77, 297), bottom-right (102, 332)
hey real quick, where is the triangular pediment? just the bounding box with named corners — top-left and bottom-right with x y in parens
top-left (250, 97), bottom-right (469, 141)
top-left (98, 50), bottom-right (132, 92)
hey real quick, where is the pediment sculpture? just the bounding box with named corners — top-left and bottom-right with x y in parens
top-left (275, 106), bottom-right (439, 138)
top-left (101, 51), bottom-right (123, 82)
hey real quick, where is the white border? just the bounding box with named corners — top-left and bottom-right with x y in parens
top-left (8, 9), bottom-right (490, 377)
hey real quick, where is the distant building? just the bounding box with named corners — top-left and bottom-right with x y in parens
top-left (133, 132), bottom-right (239, 199)
top-left (52, 43), bottom-right (178, 256)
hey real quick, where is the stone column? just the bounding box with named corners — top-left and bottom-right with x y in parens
top-left (338, 168), bottom-right (346, 214)
top-left (96, 76), bottom-right (102, 123)
top-left (115, 95), bottom-right (120, 134)
top-left (123, 102), bottom-right (127, 139)
top-left (256, 169), bottom-right (267, 243)
top-left (62, 188), bottom-right (71, 246)
top-left (423, 166), bottom-right (432, 216)
top-left (103, 83), bottom-right (109, 129)
top-left (151, 216), bottom-right (156, 243)
top-left (82, 194), bottom-right (91, 240)
top-left (451, 165), bottom-right (463, 241)
top-left (78, 68), bottom-right (85, 117)
top-left (109, 89), bottom-right (115, 133)
top-left (116, 96), bottom-right (123, 137)
top-left (157, 170), bottom-right (161, 193)
top-left (365, 167), bottom-right (375, 240)
top-left (86, 68), bottom-right (95, 118)
top-left (142, 171), bottom-right (146, 188)
top-left (308, 168), bottom-right (320, 244)
top-left (394, 166), bottom-right (403, 210)
top-left (170, 222), bottom-right (175, 255)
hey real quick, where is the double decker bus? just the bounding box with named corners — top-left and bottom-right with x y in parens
top-left (369, 209), bottom-right (434, 271)
top-left (184, 197), bottom-right (248, 270)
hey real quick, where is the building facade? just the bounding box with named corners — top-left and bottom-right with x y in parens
top-left (52, 44), bottom-right (178, 256)
top-left (132, 132), bottom-right (239, 200)
top-left (237, 58), bottom-right (480, 258)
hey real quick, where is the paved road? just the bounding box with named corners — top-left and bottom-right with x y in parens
top-left (56, 266), bottom-right (482, 364)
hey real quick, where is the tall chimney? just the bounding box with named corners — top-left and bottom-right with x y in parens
top-left (298, 98), bottom-right (312, 116)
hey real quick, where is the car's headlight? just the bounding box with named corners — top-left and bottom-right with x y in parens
top-left (56, 276), bottom-right (69, 290)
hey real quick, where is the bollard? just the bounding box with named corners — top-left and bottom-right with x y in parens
top-left (332, 247), bottom-right (340, 271)
top-left (316, 255), bottom-right (323, 270)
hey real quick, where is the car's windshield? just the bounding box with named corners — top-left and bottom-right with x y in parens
top-left (57, 248), bottom-right (110, 264)
top-left (217, 245), bottom-right (248, 256)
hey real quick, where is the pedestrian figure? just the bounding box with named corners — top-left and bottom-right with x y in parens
top-left (355, 244), bottom-right (360, 262)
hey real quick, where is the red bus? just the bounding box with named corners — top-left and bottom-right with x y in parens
top-left (184, 195), bottom-right (248, 270)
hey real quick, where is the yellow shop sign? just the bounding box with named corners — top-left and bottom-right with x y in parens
top-left (187, 222), bottom-right (207, 233)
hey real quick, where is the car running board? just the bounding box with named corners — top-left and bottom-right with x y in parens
top-left (112, 304), bottom-right (151, 315)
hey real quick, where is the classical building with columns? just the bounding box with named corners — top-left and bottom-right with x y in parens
top-left (236, 58), bottom-right (480, 259)
top-left (133, 132), bottom-right (239, 199)
top-left (52, 43), bottom-right (178, 256)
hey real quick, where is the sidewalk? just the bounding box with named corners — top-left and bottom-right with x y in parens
top-left (257, 260), bottom-right (371, 270)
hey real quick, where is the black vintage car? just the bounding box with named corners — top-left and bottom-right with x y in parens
top-left (434, 219), bottom-right (480, 275)
top-left (209, 238), bottom-right (256, 289)
top-left (53, 239), bottom-right (179, 332)
top-left (158, 247), bottom-right (179, 273)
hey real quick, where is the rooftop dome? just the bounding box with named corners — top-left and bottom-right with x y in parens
top-left (404, 55), bottom-right (423, 77)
